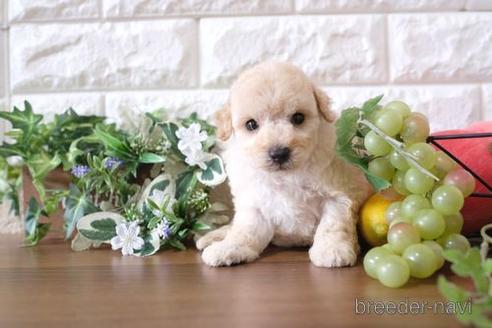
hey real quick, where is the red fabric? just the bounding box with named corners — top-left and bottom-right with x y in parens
top-left (432, 121), bottom-right (492, 235)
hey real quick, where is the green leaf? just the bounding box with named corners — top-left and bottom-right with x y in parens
top-left (27, 152), bottom-right (62, 200)
top-left (80, 218), bottom-right (118, 240)
top-left (79, 228), bottom-right (116, 241)
top-left (135, 232), bottom-right (160, 257)
top-left (175, 170), bottom-right (196, 199)
top-left (76, 212), bottom-right (124, 242)
top-left (335, 106), bottom-right (390, 191)
top-left (365, 173), bottom-right (391, 191)
top-left (361, 95), bottom-right (383, 117)
top-left (444, 248), bottom-right (489, 294)
top-left (44, 190), bottom-right (68, 215)
top-left (23, 197), bottom-right (51, 246)
top-left (0, 143), bottom-right (26, 158)
top-left (139, 152), bottom-right (166, 164)
top-left (437, 275), bottom-right (470, 303)
top-left (67, 135), bottom-right (100, 166)
top-left (196, 154), bottom-right (227, 187)
top-left (137, 173), bottom-right (175, 212)
top-left (192, 221), bottom-right (212, 232)
top-left (160, 122), bottom-right (181, 156)
top-left (71, 232), bottom-right (102, 252)
top-left (24, 197), bottom-right (42, 237)
top-left (93, 124), bottom-right (135, 160)
top-left (90, 218), bottom-right (117, 231)
top-left (0, 101), bottom-right (42, 145)
top-left (24, 223), bottom-right (51, 247)
top-left (64, 185), bottom-right (99, 239)
top-left (167, 238), bottom-right (186, 251)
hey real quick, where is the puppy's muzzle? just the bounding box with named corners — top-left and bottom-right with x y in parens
top-left (268, 146), bottom-right (291, 165)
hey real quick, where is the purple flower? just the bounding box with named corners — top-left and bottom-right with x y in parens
top-left (71, 165), bottom-right (90, 178)
top-left (156, 219), bottom-right (171, 239)
top-left (104, 157), bottom-right (123, 170)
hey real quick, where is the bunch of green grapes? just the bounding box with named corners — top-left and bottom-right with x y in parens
top-left (362, 100), bottom-right (475, 288)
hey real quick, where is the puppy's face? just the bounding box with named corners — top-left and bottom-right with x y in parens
top-left (216, 62), bottom-right (335, 172)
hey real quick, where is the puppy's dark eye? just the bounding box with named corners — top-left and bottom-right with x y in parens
top-left (245, 119), bottom-right (259, 131)
top-left (291, 112), bottom-right (305, 125)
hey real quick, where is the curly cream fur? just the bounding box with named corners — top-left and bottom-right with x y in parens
top-left (198, 62), bottom-right (371, 267)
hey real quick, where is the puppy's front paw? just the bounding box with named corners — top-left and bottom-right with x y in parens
top-left (309, 239), bottom-right (358, 268)
top-left (201, 241), bottom-right (259, 267)
top-left (195, 225), bottom-right (230, 250)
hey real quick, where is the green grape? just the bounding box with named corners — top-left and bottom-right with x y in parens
top-left (389, 149), bottom-right (410, 171)
top-left (389, 216), bottom-right (413, 228)
top-left (384, 100), bottom-right (412, 119)
top-left (444, 213), bottom-right (464, 234)
top-left (434, 151), bottom-right (457, 174)
top-left (368, 107), bottom-right (386, 123)
top-left (406, 143), bottom-right (436, 170)
top-left (380, 187), bottom-right (403, 200)
top-left (413, 209), bottom-right (445, 240)
top-left (402, 244), bottom-right (437, 278)
top-left (385, 201), bottom-right (402, 224)
top-left (401, 194), bottom-right (431, 220)
top-left (363, 247), bottom-right (392, 279)
top-left (422, 240), bottom-right (445, 270)
top-left (375, 111), bottom-right (403, 137)
top-left (404, 168), bottom-right (434, 194)
top-left (392, 170), bottom-right (411, 196)
top-left (431, 185), bottom-right (464, 215)
top-left (431, 167), bottom-right (447, 180)
top-left (381, 243), bottom-right (398, 254)
top-left (364, 131), bottom-right (392, 156)
top-left (368, 157), bottom-right (395, 181)
top-left (387, 222), bottom-right (420, 254)
top-left (440, 233), bottom-right (470, 253)
top-left (401, 112), bottom-right (430, 144)
top-left (377, 255), bottom-right (410, 288)
top-left (443, 168), bottom-right (476, 197)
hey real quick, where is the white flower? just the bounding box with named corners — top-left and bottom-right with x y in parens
top-left (6, 156), bottom-right (23, 167)
top-left (110, 222), bottom-right (145, 256)
top-left (175, 123), bottom-right (207, 155)
top-left (183, 148), bottom-right (208, 170)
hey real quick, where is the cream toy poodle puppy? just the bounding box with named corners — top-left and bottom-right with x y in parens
top-left (197, 62), bottom-right (372, 267)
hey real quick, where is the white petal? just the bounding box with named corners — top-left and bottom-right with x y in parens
top-left (115, 223), bottom-right (128, 237)
top-left (110, 236), bottom-right (123, 250)
top-left (121, 244), bottom-right (134, 256)
top-left (198, 131), bottom-right (208, 141)
top-left (197, 160), bottom-right (207, 170)
top-left (128, 222), bottom-right (140, 236)
top-left (190, 123), bottom-right (200, 133)
top-left (177, 140), bottom-right (188, 151)
top-left (132, 237), bottom-right (145, 250)
top-left (175, 127), bottom-right (186, 139)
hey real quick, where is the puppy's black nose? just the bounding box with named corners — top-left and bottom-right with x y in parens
top-left (269, 146), bottom-right (291, 165)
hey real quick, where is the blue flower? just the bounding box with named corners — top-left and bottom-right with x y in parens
top-left (156, 219), bottom-right (171, 239)
top-left (104, 157), bottom-right (123, 170)
top-left (71, 165), bottom-right (90, 178)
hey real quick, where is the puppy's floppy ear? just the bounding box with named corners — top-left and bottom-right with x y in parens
top-left (312, 85), bottom-right (336, 122)
top-left (215, 103), bottom-right (233, 141)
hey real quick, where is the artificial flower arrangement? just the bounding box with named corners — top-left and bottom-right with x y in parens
top-left (0, 102), bottom-right (229, 256)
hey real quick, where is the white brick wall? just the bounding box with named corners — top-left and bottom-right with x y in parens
top-left (1, 0), bottom-right (492, 132)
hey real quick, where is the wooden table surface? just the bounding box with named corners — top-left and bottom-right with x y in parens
top-left (0, 234), bottom-right (467, 328)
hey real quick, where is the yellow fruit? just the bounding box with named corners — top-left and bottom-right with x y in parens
top-left (359, 193), bottom-right (396, 247)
